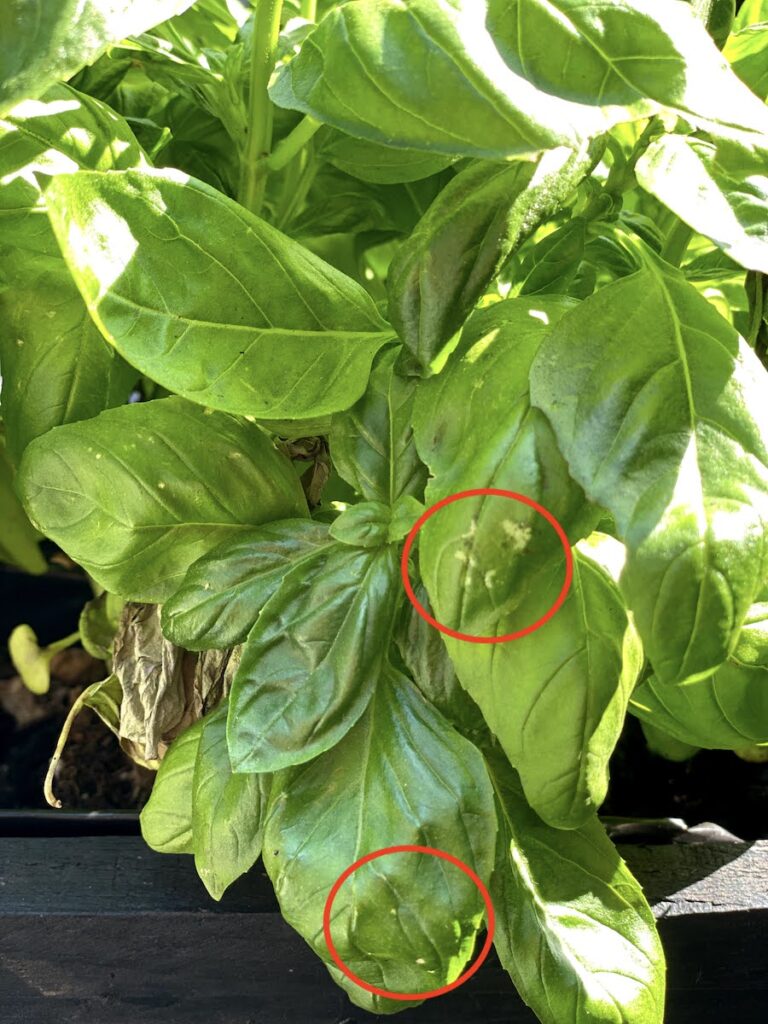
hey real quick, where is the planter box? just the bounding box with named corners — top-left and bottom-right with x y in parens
top-left (0, 817), bottom-right (766, 1023)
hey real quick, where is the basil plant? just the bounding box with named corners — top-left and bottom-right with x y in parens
top-left (3, 0), bottom-right (768, 1018)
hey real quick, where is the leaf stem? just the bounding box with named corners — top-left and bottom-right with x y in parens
top-left (48, 631), bottom-right (81, 654)
top-left (239, 0), bottom-right (284, 216)
top-left (300, 0), bottom-right (317, 19)
top-left (265, 114), bottom-right (321, 172)
top-left (661, 218), bottom-right (694, 268)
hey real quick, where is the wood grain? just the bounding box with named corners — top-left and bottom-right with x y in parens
top-left (0, 836), bottom-right (766, 1023)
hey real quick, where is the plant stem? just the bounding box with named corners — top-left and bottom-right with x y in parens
top-left (266, 114), bottom-right (320, 172)
top-left (239, 0), bottom-right (284, 216)
top-left (661, 218), bottom-right (694, 268)
top-left (300, 0), bottom-right (317, 20)
top-left (48, 631), bottom-right (81, 654)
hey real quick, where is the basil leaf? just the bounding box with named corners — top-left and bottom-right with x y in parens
top-left (328, 501), bottom-right (391, 549)
top-left (637, 133), bottom-right (768, 274)
top-left (631, 600), bottom-right (768, 749)
top-left (395, 582), bottom-right (489, 741)
top-left (330, 347), bottom-right (427, 504)
top-left (497, 0), bottom-right (768, 137)
top-left (271, 0), bottom-right (768, 158)
top-left (517, 218), bottom-right (587, 296)
top-left (192, 701), bottom-right (269, 901)
top-left (0, 85), bottom-right (143, 463)
top-left (79, 591), bottom-right (124, 661)
top-left (263, 667), bottom-right (496, 1013)
top-left (388, 145), bottom-right (599, 369)
top-left (488, 753), bottom-right (665, 1024)
top-left (437, 540), bottom-right (642, 828)
top-left (319, 131), bottom-right (455, 185)
top-left (0, 0), bottom-right (196, 116)
top-left (140, 719), bottom-right (203, 855)
top-left (724, 20), bottom-right (768, 100)
top-left (414, 298), bottom-right (596, 638)
top-left (17, 396), bottom-right (307, 602)
top-left (0, 432), bottom-right (45, 574)
top-left (530, 256), bottom-right (768, 684)
top-left (227, 543), bottom-right (401, 773)
top-left (162, 520), bottom-right (332, 650)
top-left (44, 168), bottom-right (395, 419)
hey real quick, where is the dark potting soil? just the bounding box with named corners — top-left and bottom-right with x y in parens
top-left (1, 563), bottom-right (766, 837)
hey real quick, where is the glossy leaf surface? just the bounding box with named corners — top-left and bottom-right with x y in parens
top-left (489, 754), bottom-right (665, 1024)
top-left (227, 543), bottom-right (400, 773)
top-left (631, 600), bottom-right (768, 749)
top-left (18, 397), bottom-right (307, 602)
top-left (388, 145), bottom-right (599, 369)
top-left (140, 718), bottom-right (203, 855)
top-left (0, 0), bottom-right (196, 116)
top-left (330, 347), bottom-right (426, 504)
top-left (263, 668), bottom-right (496, 1013)
top-left (45, 168), bottom-right (394, 419)
top-left (271, 0), bottom-right (768, 157)
top-left (0, 85), bottom-right (142, 463)
top-left (162, 520), bottom-right (332, 650)
top-left (531, 257), bottom-right (768, 684)
top-left (193, 701), bottom-right (269, 900)
top-left (637, 133), bottom-right (768, 274)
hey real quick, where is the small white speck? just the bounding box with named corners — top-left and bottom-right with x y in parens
top-left (95, 453), bottom-right (102, 460)
top-left (415, 958), bottom-right (426, 965)
top-left (454, 550), bottom-right (468, 563)
top-left (484, 569), bottom-right (496, 587)
top-left (390, 908), bottom-right (397, 916)
top-left (462, 519), bottom-right (477, 540)
top-left (15, 338), bottom-right (23, 347)
top-left (158, 482), bottom-right (166, 489)
top-left (46, 310), bottom-right (56, 319)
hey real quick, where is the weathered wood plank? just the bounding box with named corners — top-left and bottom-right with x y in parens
top-left (0, 837), bottom-right (766, 1023)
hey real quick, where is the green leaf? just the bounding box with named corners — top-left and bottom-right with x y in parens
top-left (329, 347), bottom-right (427, 505)
top-left (44, 674), bottom-right (125, 808)
top-left (271, 0), bottom-right (768, 158)
top-left (395, 583), bottom-right (489, 742)
top-left (516, 219), bottom-right (587, 296)
top-left (434, 539), bottom-right (642, 828)
top-left (328, 501), bottom-right (391, 549)
top-left (79, 591), bottom-right (125, 661)
top-left (162, 520), bottom-right (332, 650)
top-left (413, 298), bottom-right (596, 639)
top-left (488, 753), bottom-right (665, 1024)
top-left (636, 133), bottom-right (768, 274)
top-left (263, 667), bottom-right (497, 1013)
top-left (140, 718), bottom-right (203, 854)
top-left (192, 701), bottom-right (269, 901)
top-left (44, 168), bottom-right (394, 419)
top-left (631, 600), bottom-right (768, 749)
top-left (724, 21), bottom-right (768, 100)
top-left (17, 396), bottom-right (308, 602)
top-left (530, 256), bottom-right (768, 685)
top-left (227, 542), bottom-right (400, 773)
top-left (387, 144), bottom-right (600, 369)
top-left (0, 432), bottom-right (45, 574)
top-left (319, 131), bottom-right (456, 185)
top-left (640, 719), bottom-right (700, 762)
top-left (0, 0), bottom-right (197, 116)
top-left (496, 0), bottom-right (768, 137)
top-left (0, 85), bottom-right (143, 463)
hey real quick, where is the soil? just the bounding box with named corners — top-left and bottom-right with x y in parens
top-left (1, 562), bottom-right (767, 838)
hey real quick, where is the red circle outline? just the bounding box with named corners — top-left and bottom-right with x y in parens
top-left (322, 844), bottom-right (495, 1001)
top-left (400, 488), bottom-right (573, 644)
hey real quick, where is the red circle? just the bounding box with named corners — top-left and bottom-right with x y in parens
top-left (322, 844), bottom-right (495, 1001)
top-left (400, 488), bottom-right (573, 644)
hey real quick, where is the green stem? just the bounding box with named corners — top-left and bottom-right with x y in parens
top-left (265, 114), bottom-right (320, 172)
top-left (48, 631), bottom-right (81, 654)
top-left (239, 0), bottom-right (284, 216)
top-left (661, 218), bottom-right (694, 268)
top-left (300, 0), bottom-right (317, 19)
